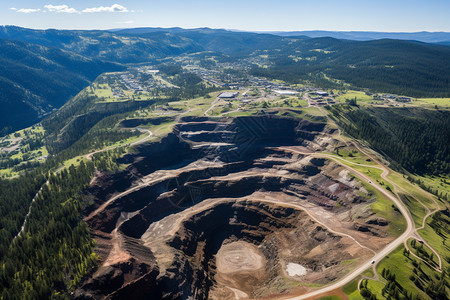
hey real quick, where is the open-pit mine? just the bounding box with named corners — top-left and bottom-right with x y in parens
top-left (76, 115), bottom-right (395, 299)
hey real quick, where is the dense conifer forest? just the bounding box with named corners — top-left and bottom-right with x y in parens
top-left (0, 153), bottom-right (125, 299)
top-left (327, 105), bottom-right (450, 176)
top-left (251, 39), bottom-right (450, 97)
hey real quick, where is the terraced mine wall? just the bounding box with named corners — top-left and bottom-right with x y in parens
top-left (76, 115), bottom-right (388, 299)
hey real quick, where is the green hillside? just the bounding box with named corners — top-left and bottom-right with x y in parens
top-left (0, 38), bottom-right (123, 134)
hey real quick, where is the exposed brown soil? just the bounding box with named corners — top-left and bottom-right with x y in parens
top-left (75, 116), bottom-right (394, 299)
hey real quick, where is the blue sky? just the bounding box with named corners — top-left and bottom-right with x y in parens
top-left (1, 0), bottom-right (450, 32)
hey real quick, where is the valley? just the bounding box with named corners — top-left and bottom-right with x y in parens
top-left (0, 26), bottom-right (448, 300)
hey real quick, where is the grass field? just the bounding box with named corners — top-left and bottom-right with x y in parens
top-left (318, 296), bottom-right (342, 300)
top-left (342, 267), bottom-right (377, 299)
top-left (416, 211), bottom-right (450, 270)
top-left (0, 125), bottom-right (49, 178)
top-left (302, 106), bottom-right (327, 116)
top-left (332, 148), bottom-right (378, 167)
top-left (335, 90), bottom-right (378, 105)
top-left (407, 238), bottom-right (439, 267)
top-left (343, 279), bottom-right (362, 299)
top-left (273, 107), bottom-right (328, 123)
top-left (387, 172), bottom-right (438, 209)
top-left (415, 98), bottom-right (450, 108)
top-left (172, 92), bottom-right (216, 117)
top-left (399, 193), bottom-right (427, 227)
top-left (224, 110), bottom-right (255, 117)
top-left (0, 168), bottom-right (18, 178)
top-left (62, 156), bottom-right (86, 169)
top-left (93, 83), bottom-right (114, 98)
top-left (358, 179), bottom-right (406, 236)
top-left (365, 280), bottom-right (386, 299)
top-left (272, 97), bottom-right (308, 108)
top-left (113, 132), bottom-right (149, 147)
top-left (374, 244), bottom-right (441, 300)
top-left (415, 175), bottom-right (450, 203)
top-left (148, 121), bottom-right (177, 138)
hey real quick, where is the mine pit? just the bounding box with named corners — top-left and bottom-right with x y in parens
top-left (139, 199), bottom-right (373, 299)
top-left (216, 241), bottom-right (265, 274)
top-left (76, 116), bottom-right (394, 299)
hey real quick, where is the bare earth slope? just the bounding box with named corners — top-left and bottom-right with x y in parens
top-left (76, 116), bottom-right (396, 299)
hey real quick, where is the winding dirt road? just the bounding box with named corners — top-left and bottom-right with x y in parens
top-left (79, 108), bottom-right (443, 298)
top-left (277, 147), bottom-right (415, 300)
top-left (276, 138), bottom-right (444, 299)
top-left (14, 128), bottom-right (153, 244)
top-left (12, 180), bottom-right (49, 241)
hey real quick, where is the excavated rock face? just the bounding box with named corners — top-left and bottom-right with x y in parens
top-left (76, 116), bottom-right (391, 299)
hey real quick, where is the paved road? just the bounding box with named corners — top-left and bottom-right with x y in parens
top-left (350, 142), bottom-right (443, 271)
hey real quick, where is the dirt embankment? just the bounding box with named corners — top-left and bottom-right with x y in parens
top-left (75, 116), bottom-right (391, 300)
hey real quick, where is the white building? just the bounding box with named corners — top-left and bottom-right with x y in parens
top-left (273, 90), bottom-right (298, 96)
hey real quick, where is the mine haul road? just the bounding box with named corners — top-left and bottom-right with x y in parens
top-left (81, 126), bottom-right (420, 299)
top-left (278, 147), bottom-right (415, 300)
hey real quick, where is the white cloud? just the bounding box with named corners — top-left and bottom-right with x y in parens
top-left (44, 4), bottom-right (78, 14)
top-left (15, 8), bottom-right (41, 13)
top-left (117, 20), bottom-right (135, 24)
top-left (10, 4), bottom-right (133, 15)
top-left (82, 4), bottom-right (129, 13)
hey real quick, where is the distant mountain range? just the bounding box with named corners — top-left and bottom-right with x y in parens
top-left (0, 26), bottom-right (449, 134)
top-left (253, 30), bottom-right (450, 44)
top-left (109, 27), bottom-right (450, 44)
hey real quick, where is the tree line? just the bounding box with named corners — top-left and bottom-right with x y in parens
top-left (327, 105), bottom-right (450, 176)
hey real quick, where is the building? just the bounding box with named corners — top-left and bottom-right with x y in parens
top-left (218, 92), bottom-right (239, 99)
top-left (397, 96), bottom-right (412, 102)
top-left (274, 90), bottom-right (298, 96)
top-left (314, 91), bottom-right (329, 97)
top-left (146, 69), bottom-right (159, 74)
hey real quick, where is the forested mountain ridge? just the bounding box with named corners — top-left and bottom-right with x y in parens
top-left (1, 26), bottom-right (449, 135)
top-left (0, 26), bottom-right (292, 62)
top-left (0, 26), bottom-right (204, 63)
top-left (325, 39), bottom-right (450, 97)
top-left (0, 38), bottom-right (123, 134)
top-left (260, 30), bottom-right (450, 43)
top-left (252, 37), bottom-right (450, 97)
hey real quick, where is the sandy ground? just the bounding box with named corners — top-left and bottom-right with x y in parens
top-left (216, 241), bottom-right (265, 274)
top-left (286, 263), bottom-right (307, 277)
